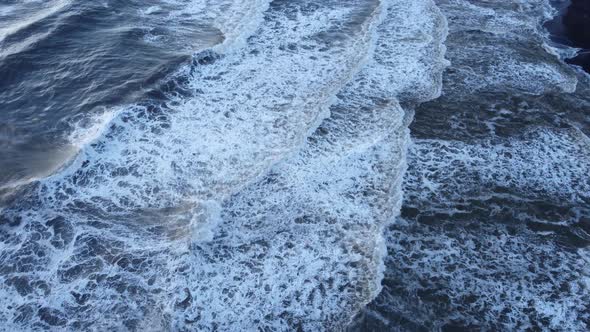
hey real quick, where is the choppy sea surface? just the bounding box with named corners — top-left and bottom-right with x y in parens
top-left (351, 0), bottom-right (590, 331)
top-left (0, 0), bottom-right (588, 331)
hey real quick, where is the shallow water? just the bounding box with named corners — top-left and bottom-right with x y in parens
top-left (1, 0), bottom-right (588, 330)
top-left (350, 0), bottom-right (590, 330)
top-left (0, 0), bottom-right (446, 329)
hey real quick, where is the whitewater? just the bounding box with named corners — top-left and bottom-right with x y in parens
top-left (0, 0), bottom-right (447, 330)
top-left (1, 0), bottom-right (589, 330)
top-left (353, 0), bottom-right (590, 330)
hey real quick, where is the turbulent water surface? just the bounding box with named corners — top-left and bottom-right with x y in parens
top-left (0, 0), bottom-right (588, 331)
top-left (351, 0), bottom-right (590, 331)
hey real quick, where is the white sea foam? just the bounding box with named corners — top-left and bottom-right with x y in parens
top-left (370, 212), bottom-right (590, 331)
top-left (208, 0), bottom-right (272, 53)
top-left (168, 0), bottom-right (448, 327)
top-left (352, 1), bottom-right (590, 329)
top-left (42, 0), bottom-right (386, 237)
top-left (0, 0), bottom-right (449, 329)
top-left (408, 128), bottom-right (590, 214)
top-left (67, 109), bottom-right (120, 149)
top-left (439, 0), bottom-right (578, 95)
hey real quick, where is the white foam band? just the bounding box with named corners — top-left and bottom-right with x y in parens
top-left (0, 0), bottom-right (449, 329)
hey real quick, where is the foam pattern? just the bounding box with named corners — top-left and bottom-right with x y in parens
top-left (0, 0), bottom-right (448, 330)
top-left (168, 1), bottom-right (448, 327)
top-left (352, 132), bottom-right (590, 331)
top-left (408, 129), bottom-right (590, 217)
top-left (439, 0), bottom-right (578, 95)
top-left (358, 215), bottom-right (590, 331)
top-left (351, 0), bottom-right (590, 330)
top-left (355, 128), bottom-right (590, 330)
top-left (28, 0), bottom-right (386, 237)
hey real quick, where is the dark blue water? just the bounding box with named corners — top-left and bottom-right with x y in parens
top-left (545, 0), bottom-right (590, 72)
top-left (1, 0), bottom-right (589, 330)
top-left (351, 0), bottom-right (590, 330)
top-left (1, 0), bottom-right (427, 329)
top-left (0, 0), bottom-right (218, 190)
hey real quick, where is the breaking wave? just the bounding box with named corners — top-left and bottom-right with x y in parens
top-left (0, 0), bottom-right (448, 330)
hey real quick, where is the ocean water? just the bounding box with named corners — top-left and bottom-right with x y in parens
top-left (0, 0), bottom-right (588, 331)
top-left (0, 0), bottom-right (446, 329)
top-left (350, 0), bottom-right (590, 331)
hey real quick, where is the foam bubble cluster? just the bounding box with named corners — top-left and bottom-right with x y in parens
top-left (352, 0), bottom-right (590, 330)
top-left (0, 0), bottom-right (448, 329)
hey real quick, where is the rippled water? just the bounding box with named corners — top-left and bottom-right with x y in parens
top-left (0, 0), bottom-right (588, 331)
top-left (0, 0), bottom-right (224, 190)
top-left (351, 0), bottom-right (590, 330)
top-left (0, 0), bottom-right (446, 329)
